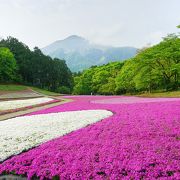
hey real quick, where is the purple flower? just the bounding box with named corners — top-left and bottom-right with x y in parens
top-left (0, 96), bottom-right (180, 179)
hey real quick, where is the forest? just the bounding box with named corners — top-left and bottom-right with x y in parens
top-left (73, 33), bottom-right (180, 95)
top-left (0, 28), bottom-right (179, 95)
top-left (0, 37), bottom-right (73, 93)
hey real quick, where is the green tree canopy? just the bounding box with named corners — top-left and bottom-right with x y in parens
top-left (74, 32), bottom-right (180, 95)
top-left (115, 34), bottom-right (180, 93)
top-left (73, 62), bottom-right (124, 95)
top-left (0, 37), bottom-right (73, 92)
top-left (0, 47), bottom-right (17, 82)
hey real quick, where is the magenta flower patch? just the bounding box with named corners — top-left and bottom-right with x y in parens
top-left (91, 96), bottom-right (180, 104)
top-left (0, 96), bottom-right (180, 180)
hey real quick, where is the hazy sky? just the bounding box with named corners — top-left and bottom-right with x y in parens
top-left (0, 0), bottom-right (180, 49)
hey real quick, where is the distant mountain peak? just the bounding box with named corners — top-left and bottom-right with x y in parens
top-left (64, 35), bottom-right (85, 41)
top-left (52, 35), bottom-right (86, 45)
top-left (42, 35), bottom-right (137, 72)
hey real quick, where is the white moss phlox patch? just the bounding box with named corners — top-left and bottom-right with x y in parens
top-left (0, 97), bottom-right (54, 110)
top-left (0, 110), bottom-right (112, 162)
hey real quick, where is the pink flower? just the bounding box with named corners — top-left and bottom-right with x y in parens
top-left (0, 96), bottom-right (180, 179)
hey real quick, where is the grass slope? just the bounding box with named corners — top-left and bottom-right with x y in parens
top-left (30, 87), bottom-right (60, 96)
top-left (0, 84), bottom-right (60, 96)
top-left (137, 91), bottom-right (180, 98)
top-left (0, 84), bottom-right (27, 91)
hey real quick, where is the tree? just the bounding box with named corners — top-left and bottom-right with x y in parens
top-left (73, 69), bottom-right (94, 94)
top-left (0, 37), bottom-right (32, 82)
top-left (92, 70), bottom-right (110, 93)
top-left (56, 86), bottom-right (71, 94)
top-left (0, 47), bottom-right (17, 82)
top-left (0, 37), bottom-right (73, 92)
top-left (135, 34), bottom-right (180, 90)
top-left (48, 58), bottom-right (73, 91)
top-left (73, 62), bottom-right (124, 95)
top-left (99, 77), bottom-right (116, 95)
top-left (115, 60), bottom-right (137, 94)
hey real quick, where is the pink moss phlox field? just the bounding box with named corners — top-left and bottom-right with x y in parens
top-left (0, 96), bottom-right (180, 179)
top-left (91, 96), bottom-right (180, 104)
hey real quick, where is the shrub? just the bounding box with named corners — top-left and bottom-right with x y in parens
top-left (56, 86), bottom-right (71, 94)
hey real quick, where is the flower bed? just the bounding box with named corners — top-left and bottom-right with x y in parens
top-left (0, 96), bottom-right (180, 179)
top-left (91, 96), bottom-right (180, 104)
top-left (0, 110), bottom-right (112, 162)
top-left (0, 99), bottom-right (60, 116)
top-left (0, 97), bottom-right (60, 116)
top-left (0, 97), bottom-right (54, 111)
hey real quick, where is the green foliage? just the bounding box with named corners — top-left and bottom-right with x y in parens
top-left (99, 77), bottom-right (116, 95)
top-left (1, 30), bottom-right (179, 95)
top-left (74, 33), bottom-right (180, 95)
top-left (0, 47), bottom-right (18, 82)
top-left (115, 34), bottom-right (180, 93)
top-left (73, 69), bottom-right (94, 94)
top-left (0, 84), bottom-right (27, 91)
top-left (115, 59), bottom-right (137, 94)
top-left (73, 62), bottom-right (124, 95)
top-left (0, 37), bottom-right (73, 92)
top-left (56, 86), bottom-right (71, 94)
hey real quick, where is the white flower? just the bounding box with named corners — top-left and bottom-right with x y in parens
top-left (0, 110), bottom-right (112, 161)
top-left (0, 97), bottom-right (54, 110)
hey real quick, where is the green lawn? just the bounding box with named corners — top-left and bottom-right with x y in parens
top-left (137, 91), bottom-right (180, 98)
top-left (0, 84), bottom-right (60, 96)
top-left (0, 84), bottom-right (28, 91)
top-left (31, 87), bottom-right (60, 96)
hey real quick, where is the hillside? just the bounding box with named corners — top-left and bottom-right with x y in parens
top-left (42, 35), bottom-right (137, 72)
top-left (0, 84), bottom-right (60, 96)
top-left (0, 37), bottom-right (73, 94)
top-left (73, 35), bottom-right (180, 95)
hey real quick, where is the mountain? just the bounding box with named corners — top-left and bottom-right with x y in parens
top-left (42, 35), bottom-right (137, 72)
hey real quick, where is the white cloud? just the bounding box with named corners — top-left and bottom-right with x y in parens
top-left (148, 31), bottom-right (164, 45)
top-left (0, 0), bottom-right (180, 48)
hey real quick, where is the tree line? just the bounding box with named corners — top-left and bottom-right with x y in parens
top-left (73, 33), bottom-right (180, 95)
top-left (0, 27), bottom-right (179, 95)
top-left (0, 37), bottom-right (73, 93)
